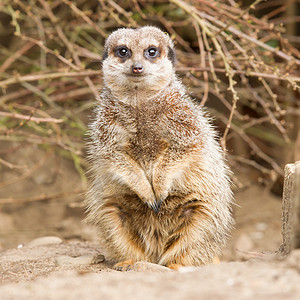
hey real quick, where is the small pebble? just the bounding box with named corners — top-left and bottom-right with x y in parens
top-left (255, 222), bottom-right (268, 231)
top-left (92, 254), bottom-right (105, 264)
top-left (226, 278), bottom-right (237, 286)
top-left (55, 255), bottom-right (96, 266)
top-left (27, 236), bottom-right (63, 247)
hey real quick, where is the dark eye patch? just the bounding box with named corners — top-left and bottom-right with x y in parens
top-left (167, 46), bottom-right (176, 66)
top-left (144, 46), bottom-right (160, 59)
top-left (102, 50), bottom-right (108, 61)
top-left (115, 46), bottom-right (131, 59)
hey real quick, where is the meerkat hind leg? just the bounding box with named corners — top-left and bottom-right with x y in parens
top-left (158, 198), bottom-right (219, 267)
top-left (166, 258), bottom-right (220, 271)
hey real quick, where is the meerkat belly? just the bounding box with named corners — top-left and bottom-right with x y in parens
top-left (113, 193), bottom-right (192, 263)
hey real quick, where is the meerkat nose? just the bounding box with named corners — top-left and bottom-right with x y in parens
top-left (132, 63), bottom-right (144, 74)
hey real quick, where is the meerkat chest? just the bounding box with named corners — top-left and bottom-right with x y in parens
top-left (101, 95), bottom-right (200, 160)
top-left (123, 101), bottom-right (199, 154)
top-left (121, 106), bottom-right (169, 161)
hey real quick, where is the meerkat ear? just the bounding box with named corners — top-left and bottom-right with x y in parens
top-left (168, 46), bottom-right (176, 66)
top-left (102, 49), bottom-right (108, 61)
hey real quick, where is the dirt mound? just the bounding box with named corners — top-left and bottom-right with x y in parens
top-left (1, 240), bottom-right (300, 300)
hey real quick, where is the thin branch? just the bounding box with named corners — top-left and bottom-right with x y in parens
top-left (0, 111), bottom-right (63, 123)
top-left (196, 10), bottom-right (300, 65)
top-left (0, 158), bottom-right (27, 170)
top-left (0, 189), bottom-right (84, 204)
top-left (177, 67), bottom-right (300, 83)
top-left (62, 0), bottom-right (107, 38)
top-left (193, 20), bottom-right (209, 105)
top-left (0, 42), bottom-right (35, 73)
top-left (0, 70), bottom-right (101, 88)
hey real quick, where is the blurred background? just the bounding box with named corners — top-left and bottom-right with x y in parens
top-left (0, 0), bottom-right (299, 260)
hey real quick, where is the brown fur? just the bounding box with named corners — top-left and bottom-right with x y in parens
top-left (85, 26), bottom-right (234, 269)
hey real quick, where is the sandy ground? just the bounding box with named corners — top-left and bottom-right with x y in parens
top-left (1, 144), bottom-right (298, 299)
top-left (1, 240), bottom-right (300, 299)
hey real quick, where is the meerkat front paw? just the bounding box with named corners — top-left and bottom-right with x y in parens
top-left (147, 199), bottom-right (162, 213)
top-left (113, 260), bottom-right (135, 271)
top-left (213, 257), bottom-right (220, 264)
top-left (114, 261), bottom-right (172, 272)
top-left (166, 263), bottom-right (183, 271)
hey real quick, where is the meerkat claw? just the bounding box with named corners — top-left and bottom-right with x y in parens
top-left (149, 200), bottom-right (162, 213)
top-left (113, 260), bottom-right (135, 271)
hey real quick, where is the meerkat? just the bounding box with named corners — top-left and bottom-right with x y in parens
top-left (85, 26), bottom-right (234, 271)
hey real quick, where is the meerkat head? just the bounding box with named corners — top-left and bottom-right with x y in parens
top-left (102, 26), bottom-right (176, 97)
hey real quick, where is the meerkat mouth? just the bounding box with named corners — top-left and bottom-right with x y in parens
top-left (124, 73), bottom-right (147, 78)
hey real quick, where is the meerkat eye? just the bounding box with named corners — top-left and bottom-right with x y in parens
top-left (115, 46), bottom-right (131, 58)
top-left (145, 47), bottom-right (159, 59)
